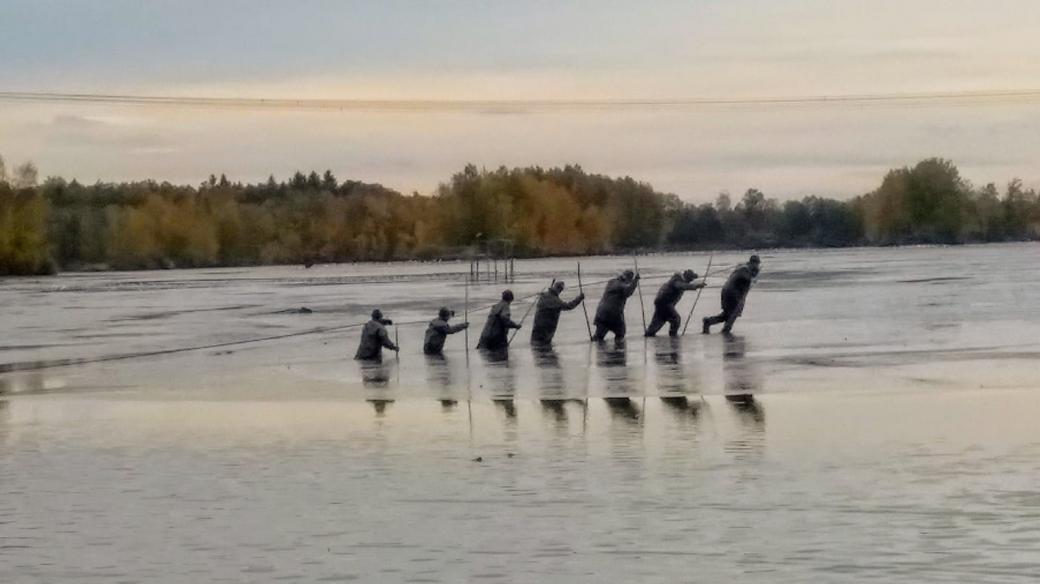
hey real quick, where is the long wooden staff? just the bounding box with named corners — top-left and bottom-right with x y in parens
top-left (577, 261), bottom-right (593, 341)
top-left (633, 257), bottom-right (647, 335)
top-left (464, 270), bottom-right (470, 356)
top-left (681, 253), bottom-right (714, 336)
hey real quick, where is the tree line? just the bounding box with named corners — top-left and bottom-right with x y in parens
top-left (1, 154), bottom-right (1038, 276)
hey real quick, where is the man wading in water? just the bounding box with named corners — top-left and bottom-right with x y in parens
top-left (477, 290), bottom-right (522, 350)
top-left (423, 307), bottom-right (469, 355)
top-left (703, 255), bottom-right (761, 334)
top-left (593, 270), bottom-right (640, 341)
top-left (530, 280), bottom-right (584, 345)
top-left (645, 269), bottom-right (705, 337)
top-left (354, 309), bottom-right (399, 360)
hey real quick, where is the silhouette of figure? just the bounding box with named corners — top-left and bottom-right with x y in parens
top-left (646, 269), bottom-right (704, 336)
top-left (423, 307), bottom-right (469, 355)
top-left (704, 255), bottom-right (761, 334)
top-left (355, 309), bottom-right (398, 360)
top-left (593, 270), bottom-right (640, 340)
top-left (477, 290), bottom-right (521, 350)
top-left (530, 280), bottom-right (584, 345)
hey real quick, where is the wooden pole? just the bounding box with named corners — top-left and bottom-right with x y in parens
top-left (464, 268), bottom-right (470, 355)
top-left (394, 324), bottom-right (400, 361)
top-left (633, 257), bottom-right (647, 335)
top-left (577, 261), bottom-right (593, 341)
top-left (681, 253), bottom-right (713, 336)
top-left (394, 323), bottom-right (401, 385)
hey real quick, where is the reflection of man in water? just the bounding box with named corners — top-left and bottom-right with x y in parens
top-left (424, 352), bottom-right (455, 400)
top-left (646, 269), bottom-right (704, 337)
top-left (480, 345), bottom-right (516, 400)
top-left (354, 309), bottom-right (398, 361)
top-left (703, 255), bottom-right (761, 334)
top-left (596, 339), bottom-right (638, 397)
top-left (477, 290), bottom-right (522, 350)
top-left (359, 359), bottom-right (391, 388)
top-left (532, 344), bottom-right (565, 399)
top-left (367, 399), bottom-right (394, 416)
top-left (721, 335), bottom-right (762, 397)
top-left (722, 334), bottom-right (765, 456)
top-left (653, 336), bottom-right (685, 396)
top-left (593, 270), bottom-right (640, 341)
top-left (530, 281), bottom-right (584, 345)
top-left (423, 307), bottom-right (469, 355)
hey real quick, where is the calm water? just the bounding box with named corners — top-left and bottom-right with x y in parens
top-left (2, 245), bottom-right (1039, 582)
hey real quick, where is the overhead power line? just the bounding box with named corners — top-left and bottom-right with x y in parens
top-left (1, 89), bottom-right (1040, 112)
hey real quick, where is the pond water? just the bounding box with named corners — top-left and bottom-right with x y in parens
top-left (2, 244), bottom-right (1039, 582)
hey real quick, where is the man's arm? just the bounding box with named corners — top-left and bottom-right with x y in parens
top-left (499, 307), bottom-right (521, 329)
top-left (448, 322), bottom-right (469, 334)
top-left (378, 327), bottom-right (399, 351)
top-left (563, 293), bottom-right (585, 310)
top-left (541, 294), bottom-right (564, 311)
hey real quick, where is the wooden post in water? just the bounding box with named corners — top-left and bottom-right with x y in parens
top-left (464, 268), bottom-right (470, 355)
top-left (577, 261), bottom-right (593, 341)
top-left (634, 257), bottom-right (647, 335)
top-left (681, 253), bottom-right (713, 336)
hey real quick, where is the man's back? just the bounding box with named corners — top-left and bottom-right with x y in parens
top-left (654, 274), bottom-right (685, 307)
top-left (355, 320), bottom-right (389, 359)
top-left (724, 265), bottom-right (754, 298)
top-left (423, 318), bottom-right (451, 354)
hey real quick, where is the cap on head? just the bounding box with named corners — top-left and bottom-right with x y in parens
top-left (502, 289), bottom-right (514, 302)
top-left (438, 306), bottom-right (451, 319)
top-left (622, 269), bottom-right (635, 281)
top-left (682, 269), bottom-right (697, 282)
top-left (749, 254), bottom-right (761, 265)
top-left (551, 281), bottom-right (565, 293)
top-left (371, 309), bottom-right (383, 320)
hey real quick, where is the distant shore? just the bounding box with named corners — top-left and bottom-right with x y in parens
top-left (3, 158), bottom-right (1038, 276)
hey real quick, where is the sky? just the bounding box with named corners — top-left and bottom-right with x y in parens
top-left (1, 0), bottom-right (1039, 201)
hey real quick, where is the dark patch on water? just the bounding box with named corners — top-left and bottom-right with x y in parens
top-left (897, 276), bottom-right (972, 284)
top-left (111, 304), bottom-right (261, 321)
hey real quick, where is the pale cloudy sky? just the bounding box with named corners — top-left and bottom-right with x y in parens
top-left (2, 0), bottom-right (1039, 201)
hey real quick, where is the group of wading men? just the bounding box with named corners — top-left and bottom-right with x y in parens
top-left (354, 255), bottom-right (761, 361)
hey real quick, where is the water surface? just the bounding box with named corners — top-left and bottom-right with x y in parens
top-left (2, 245), bottom-right (1039, 582)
